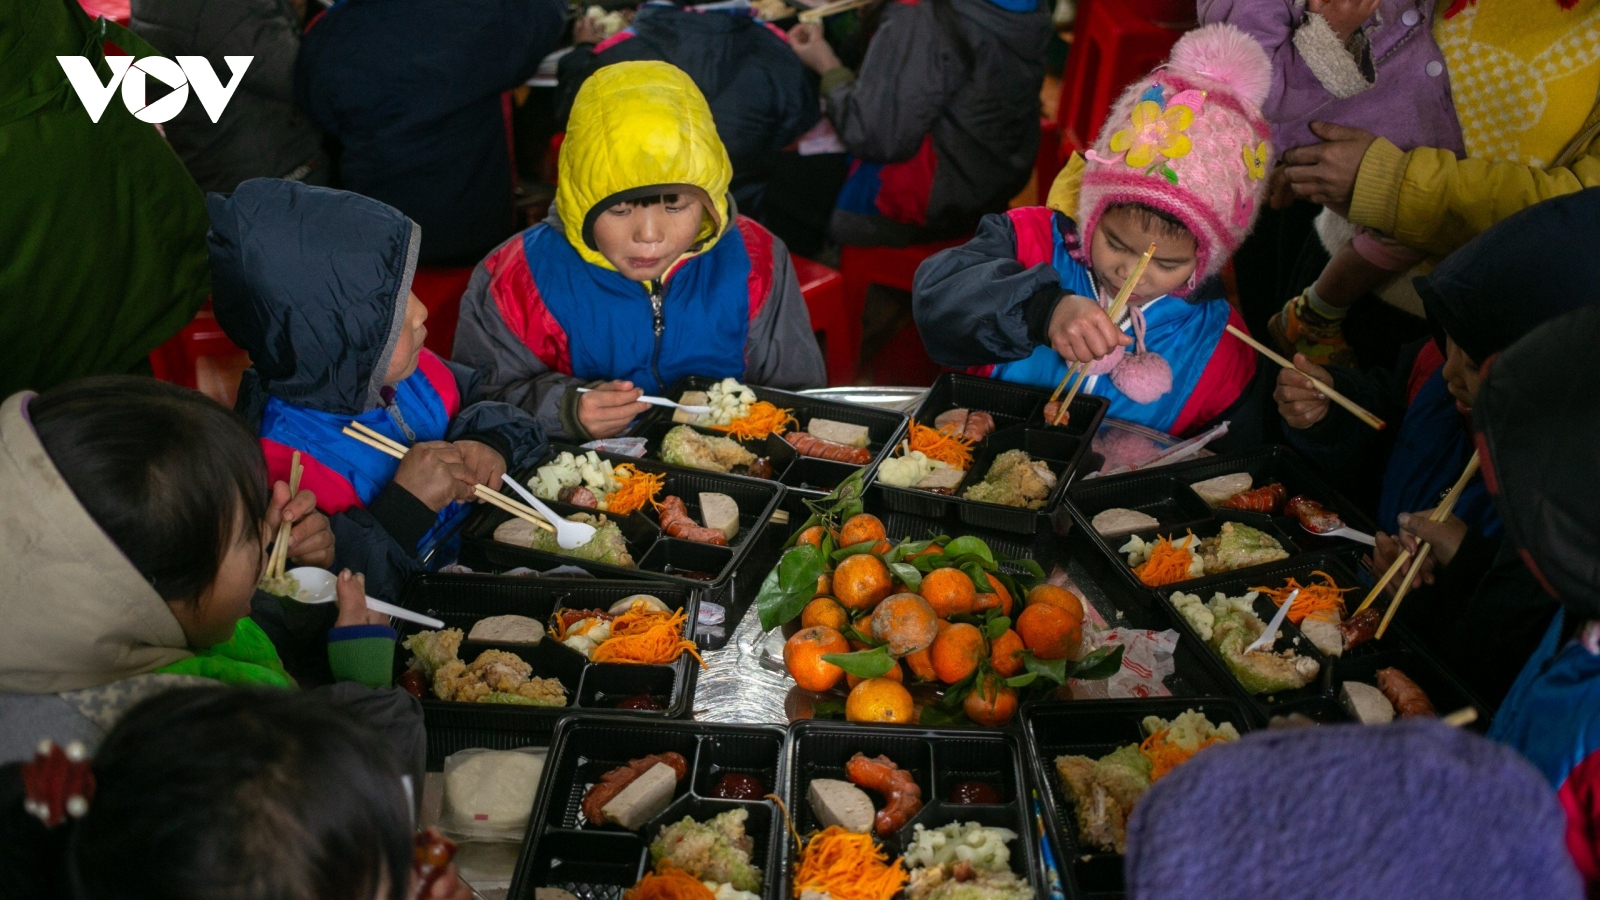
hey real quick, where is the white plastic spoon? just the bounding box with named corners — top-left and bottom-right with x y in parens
top-left (1300, 520), bottom-right (1377, 546)
top-left (500, 473), bottom-right (597, 551)
top-left (575, 387), bottom-right (712, 415)
top-left (1245, 588), bottom-right (1298, 654)
top-left (286, 567), bottom-right (445, 629)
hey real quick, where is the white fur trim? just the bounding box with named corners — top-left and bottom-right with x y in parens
top-left (1293, 13), bottom-right (1373, 99)
top-left (1313, 207), bottom-right (1358, 254)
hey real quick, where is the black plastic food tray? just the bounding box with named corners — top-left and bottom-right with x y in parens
top-left (395, 575), bottom-right (700, 767)
top-left (640, 376), bottom-right (909, 496)
top-left (1023, 697), bottom-right (1260, 899)
top-left (781, 720), bottom-right (1049, 898)
top-left (457, 444), bottom-right (784, 638)
top-left (511, 716), bottom-right (790, 900)
top-left (879, 372), bottom-right (1109, 534)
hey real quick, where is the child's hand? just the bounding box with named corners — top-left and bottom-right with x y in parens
top-left (577, 380), bottom-right (649, 439)
top-left (1308, 0), bottom-right (1380, 42)
top-left (423, 865), bottom-right (472, 900)
top-left (1048, 294), bottom-right (1132, 365)
top-left (788, 23), bottom-right (842, 75)
top-left (1274, 353), bottom-right (1333, 429)
top-left (334, 570), bottom-right (388, 627)
top-left (453, 440), bottom-right (506, 492)
top-left (1397, 510), bottom-right (1468, 573)
top-left (393, 441), bottom-right (475, 511)
top-left (266, 482), bottom-right (336, 569)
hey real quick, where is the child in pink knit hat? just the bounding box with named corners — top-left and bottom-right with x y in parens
top-left (913, 24), bottom-right (1271, 439)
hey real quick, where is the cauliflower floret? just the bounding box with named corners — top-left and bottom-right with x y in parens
top-left (1142, 710), bottom-right (1241, 750)
top-left (562, 634), bottom-right (597, 659)
top-left (880, 451), bottom-right (937, 488)
top-left (1170, 592), bottom-right (1213, 641)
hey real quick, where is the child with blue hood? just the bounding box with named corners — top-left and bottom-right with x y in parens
top-left (208, 179), bottom-right (547, 601)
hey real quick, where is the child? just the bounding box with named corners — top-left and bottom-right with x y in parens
top-left (452, 61), bottom-right (826, 441)
top-left (914, 25), bottom-right (1268, 439)
top-left (0, 686), bottom-right (467, 900)
top-left (1474, 305), bottom-right (1600, 890)
top-left (1201, 0), bottom-right (1465, 366)
top-left (208, 179), bottom-right (547, 601)
top-left (784, 0), bottom-right (1052, 247)
top-left (0, 377), bottom-right (400, 765)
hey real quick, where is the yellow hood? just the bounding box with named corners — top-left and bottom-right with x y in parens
top-left (555, 61), bottom-right (734, 271)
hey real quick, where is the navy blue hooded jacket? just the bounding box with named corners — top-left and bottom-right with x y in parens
top-left (207, 179), bottom-right (546, 601)
top-left (295, 0), bottom-right (565, 266)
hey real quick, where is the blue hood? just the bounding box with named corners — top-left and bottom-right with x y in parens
top-left (207, 179), bottom-right (421, 416)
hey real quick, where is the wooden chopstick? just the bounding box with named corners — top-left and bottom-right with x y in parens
top-left (348, 420), bottom-right (408, 455)
top-left (1374, 452), bottom-right (1481, 638)
top-left (341, 424), bottom-right (556, 533)
top-left (1355, 452), bottom-right (1480, 615)
top-left (1442, 706), bottom-right (1479, 728)
top-left (1051, 244), bottom-right (1157, 426)
top-left (269, 450), bottom-right (303, 581)
top-left (1226, 324), bottom-right (1386, 431)
top-left (797, 0), bottom-right (873, 22)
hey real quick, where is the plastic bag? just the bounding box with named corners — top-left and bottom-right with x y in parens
top-left (440, 747), bottom-right (548, 842)
top-left (582, 437), bottom-right (648, 458)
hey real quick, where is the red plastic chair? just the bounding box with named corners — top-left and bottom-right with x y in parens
top-left (411, 266), bottom-right (475, 360)
top-left (147, 302), bottom-right (251, 407)
top-left (836, 239), bottom-right (966, 386)
top-left (791, 255), bottom-right (854, 386)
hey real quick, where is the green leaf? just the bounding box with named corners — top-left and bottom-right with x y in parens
top-left (942, 536), bottom-right (995, 566)
top-left (820, 532), bottom-right (835, 557)
top-left (1068, 645), bottom-right (1126, 682)
top-left (889, 562), bottom-right (923, 592)
top-left (845, 624), bottom-right (877, 646)
top-left (812, 698), bottom-right (846, 719)
top-left (885, 536), bottom-right (947, 564)
top-left (960, 561), bottom-right (993, 593)
top-left (1021, 651), bottom-right (1068, 685)
top-left (912, 553), bottom-right (949, 573)
top-left (1004, 557), bottom-right (1046, 580)
top-left (821, 645), bottom-right (895, 679)
top-left (755, 544), bottom-right (825, 631)
top-left (918, 705), bottom-right (965, 727)
top-left (1003, 673), bottom-right (1039, 688)
top-left (830, 539), bottom-right (879, 562)
top-left (939, 669), bottom-right (978, 708)
top-left (986, 616), bottom-right (1012, 640)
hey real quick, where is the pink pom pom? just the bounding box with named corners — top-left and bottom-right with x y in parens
top-left (1166, 23), bottom-right (1272, 109)
top-left (1086, 347), bottom-right (1126, 377)
top-left (1110, 352), bottom-right (1173, 404)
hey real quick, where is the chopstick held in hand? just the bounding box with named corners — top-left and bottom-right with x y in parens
top-left (1227, 324), bottom-right (1386, 430)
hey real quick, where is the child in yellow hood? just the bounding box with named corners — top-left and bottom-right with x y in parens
top-left (453, 61), bottom-right (826, 441)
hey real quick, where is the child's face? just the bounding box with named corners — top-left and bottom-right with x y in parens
top-left (1441, 336), bottom-right (1482, 414)
top-left (384, 293), bottom-right (428, 385)
top-left (592, 196), bottom-right (704, 282)
top-left (1089, 207), bottom-right (1200, 304)
top-left (165, 509), bottom-right (262, 649)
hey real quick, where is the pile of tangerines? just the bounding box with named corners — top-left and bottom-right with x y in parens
top-left (779, 513), bottom-right (1088, 728)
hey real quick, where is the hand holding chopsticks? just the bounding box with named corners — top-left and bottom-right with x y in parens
top-left (1229, 325), bottom-right (1386, 431)
top-left (1049, 243), bottom-right (1158, 426)
top-left (264, 451), bottom-right (303, 583)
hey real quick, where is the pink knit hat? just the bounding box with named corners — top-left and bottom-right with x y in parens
top-left (1078, 23), bottom-right (1273, 286)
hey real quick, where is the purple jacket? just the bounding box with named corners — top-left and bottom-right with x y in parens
top-left (1199, 0), bottom-right (1464, 157)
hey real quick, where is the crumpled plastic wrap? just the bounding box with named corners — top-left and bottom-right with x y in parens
top-left (692, 603), bottom-right (794, 725)
top-left (1051, 562), bottom-right (1179, 700)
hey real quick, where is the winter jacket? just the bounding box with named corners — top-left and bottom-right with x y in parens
top-left (824, 0), bottom-right (1051, 240)
top-left (130, 0), bottom-right (328, 193)
top-left (913, 207), bottom-right (1257, 437)
top-left (555, 2), bottom-right (820, 216)
top-left (207, 179), bottom-right (547, 601)
top-left (0, 0), bottom-right (210, 396)
top-left (294, 0), bottom-right (565, 266)
top-left (1199, 0), bottom-right (1464, 156)
top-left (453, 61), bottom-right (826, 442)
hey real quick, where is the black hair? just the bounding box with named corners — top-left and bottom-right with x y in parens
top-left (1103, 202), bottom-right (1195, 243)
top-left (29, 376), bottom-right (270, 604)
top-left (0, 687), bottom-right (413, 900)
top-left (616, 193), bottom-right (683, 209)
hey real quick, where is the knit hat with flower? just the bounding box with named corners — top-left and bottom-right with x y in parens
top-left (1078, 23), bottom-right (1274, 287)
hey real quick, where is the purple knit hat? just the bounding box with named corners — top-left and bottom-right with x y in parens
top-left (1079, 23), bottom-right (1273, 285)
top-left (1124, 720), bottom-right (1583, 900)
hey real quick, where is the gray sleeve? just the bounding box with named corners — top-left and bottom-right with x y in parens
top-left (745, 237), bottom-right (828, 390)
top-left (821, 6), bottom-right (958, 163)
top-left (449, 260), bottom-right (591, 442)
top-left (912, 212), bottom-right (1063, 368)
top-left (0, 695), bottom-right (104, 765)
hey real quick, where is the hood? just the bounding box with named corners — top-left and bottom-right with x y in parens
top-left (207, 179), bottom-right (421, 415)
top-left (554, 61), bottom-right (733, 271)
top-left (0, 394), bottom-right (191, 693)
top-left (1417, 187), bottom-right (1600, 365)
top-left (1473, 305), bottom-right (1600, 617)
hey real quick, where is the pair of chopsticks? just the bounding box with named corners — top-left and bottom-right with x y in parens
top-left (1048, 244), bottom-right (1158, 426)
top-left (797, 0), bottom-right (873, 22)
top-left (1226, 326), bottom-right (1387, 431)
top-left (1353, 451), bottom-right (1481, 639)
top-left (340, 421), bottom-right (555, 534)
top-left (266, 450), bottom-right (303, 582)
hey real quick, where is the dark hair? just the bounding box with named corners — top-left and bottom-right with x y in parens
top-left (1104, 202), bottom-right (1195, 243)
top-left (29, 376), bottom-right (270, 603)
top-left (616, 193), bottom-right (683, 209)
top-left (0, 687), bottom-right (413, 900)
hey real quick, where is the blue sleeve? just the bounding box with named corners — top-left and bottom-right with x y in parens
top-left (912, 212), bottom-right (1063, 368)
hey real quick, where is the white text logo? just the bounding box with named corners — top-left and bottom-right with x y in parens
top-left (56, 55), bottom-right (252, 124)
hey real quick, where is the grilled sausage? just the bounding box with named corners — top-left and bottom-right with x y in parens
top-left (785, 431), bottom-right (873, 464)
top-left (658, 495), bottom-right (728, 546)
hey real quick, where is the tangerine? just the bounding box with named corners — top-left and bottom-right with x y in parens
top-left (817, 572), bottom-right (833, 598)
top-left (989, 629), bottom-right (1026, 677)
top-left (845, 677), bottom-right (916, 724)
top-left (903, 647), bottom-right (936, 681)
top-left (870, 593), bottom-right (940, 656)
top-left (963, 675), bottom-right (1019, 727)
top-left (797, 525), bottom-right (827, 548)
top-left (784, 626), bottom-right (850, 692)
top-left (840, 513), bottom-right (891, 555)
top-left (1026, 584), bottom-right (1085, 621)
top-left (1016, 603), bottom-right (1083, 661)
top-left (929, 622), bottom-right (985, 684)
top-left (920, 567), bottom-right (977, 618)
top-left (834, 553), bottom-right (893, 612)
top-left (800, 596), bottom-right (850, 632)
top-left (973, 572), bottom-right (1014, 616)
top-left (848, 660), bottom-right (905, 689)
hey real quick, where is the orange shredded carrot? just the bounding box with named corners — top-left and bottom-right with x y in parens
top-left (607, 464), bottom-right (666, 516)
top-left (714, 400), bottom-right (796, 441)
top-left (791, 827), bottom-right (907, 900)
top-left (907, 421), bottom-right (975, 470)
top-left (1249, 570), bottom-right (1357, 625)
top-left (1139, 727), bottom-right (1227, 782)
top-left (624, 866), bottom-right (716, 900)
top-left (592, 603), bottom-right (705, 668)
top-left (1133, 533), bottom-right (1197, 587)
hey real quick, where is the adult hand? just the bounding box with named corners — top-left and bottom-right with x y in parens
top-left (265, 482), bottom-right (336, 569)
top-left (1308, 0), bottom-right (1380, 42)
top-left (573, 15), bottom-right (604, 44)
top-left (392, 441), bottom-right (474, 511)
top-left (1398, 510), bottom-right (1469, 573)
top-left (454, 440), bottom-right (506, 493)
top-left (333, 570), bottom-right (388, 627)
top-left (1047, 294), bottom-right (1132, 365)
top-left (788, 22), bottom-right (842, 75)
top-left (577, 380), bottom-right (649, 439)
top-left (1281, 122), bottom-right (1378, 215)
top-left (1274, 353), bottom-right (1333, 429)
